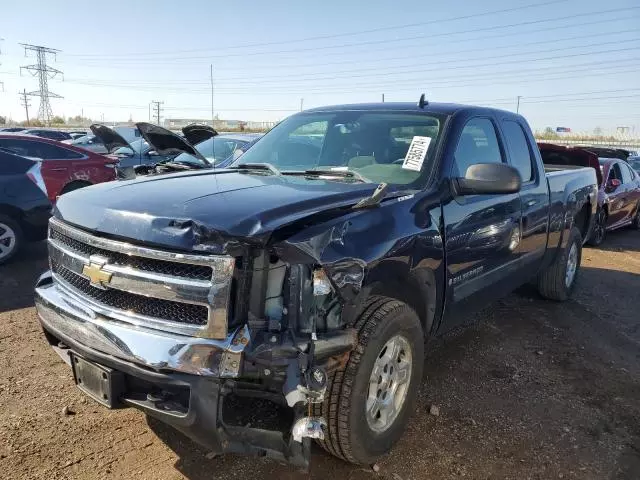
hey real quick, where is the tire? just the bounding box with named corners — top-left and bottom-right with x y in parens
top-left (60, 181), bottom-right (91, 195)
top-left (313, 296), bottom-right (424, 464)
top-left (0, 215), bottom-right (24, 265)
top-left (587, 208), bottom-right (607, 246)
top-left (538, 226), bottom-right (582, 301)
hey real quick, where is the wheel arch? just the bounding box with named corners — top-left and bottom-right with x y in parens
top-left (60, 180), bottom-right (93, 195)
top-left (344, 261), bottom-right (438, 337)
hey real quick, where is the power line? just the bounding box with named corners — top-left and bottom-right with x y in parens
top-left (56, 56), bottom-right (640, 95)
top-left (61, 26), bottom-right (640, 80)
top-left (64, 6), bottom-right (640, 63)
top-left (65, 0), bottom-right (569, 58)
top-left (19, 43), bottom-right (63, 125)
top-left (57, 46), bottom-right (640, 94)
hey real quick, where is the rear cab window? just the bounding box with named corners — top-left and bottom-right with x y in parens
top-left (501, 120), bottom-right (535, 182)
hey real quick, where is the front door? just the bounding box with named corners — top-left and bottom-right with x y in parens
top-left (441, 117), bottom-right (522, 330)
top-left (605, 162), bottom-right (627, 227)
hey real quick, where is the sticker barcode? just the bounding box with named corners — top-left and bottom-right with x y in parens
top-left (402, 136), bottom-right (431, 172)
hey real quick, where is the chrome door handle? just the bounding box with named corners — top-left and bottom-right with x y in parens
top-left (526, 199), bottom-right (537, 207)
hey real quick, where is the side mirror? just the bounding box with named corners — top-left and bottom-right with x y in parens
top-left (453, 163), bottom-right (521, 196)
top-left (606, 178), bottom-right (621, 191)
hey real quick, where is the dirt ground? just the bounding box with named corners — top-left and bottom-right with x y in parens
top-left (1, 230), bottom-right (639, 480)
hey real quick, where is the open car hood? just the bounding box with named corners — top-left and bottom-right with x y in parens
top-left (89, 124), bottom-right (132, 153)
top-left (136, 122), bottom-right (208, 163)
top-left (181, 124), bottom-right (218, 145)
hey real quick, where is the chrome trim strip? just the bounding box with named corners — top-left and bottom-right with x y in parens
top-left (49, 217), bottom-right (228, 267)
top-left (36, 281), bottom-right (250, 377)
top-left (48, 238), bottom-right (213, 305)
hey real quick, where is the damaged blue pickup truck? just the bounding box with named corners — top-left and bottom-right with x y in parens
top-left (35, 100), bottom-right (597, 468)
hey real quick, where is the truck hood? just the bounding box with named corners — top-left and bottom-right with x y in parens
top-left (90, 124), bottom-right (131, 153)
top-left (181, 124), bottom-right (218, 145)
top-left (136, 122), bottom-right (208, 163)
top-left (54, 170), bottom-right (376, 253)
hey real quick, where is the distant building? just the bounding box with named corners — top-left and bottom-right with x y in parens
top-left (163, 118), bottom-right (278, 131)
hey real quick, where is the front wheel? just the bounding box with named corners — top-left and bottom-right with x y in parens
top-left (538, 226), bottom-right (582, 301)
top-left (314, 296), bottom-right (424, 464)
top-left (588, 208), bottom-right (607, 246)
top-left (0, 215), bottom-right (23, 265)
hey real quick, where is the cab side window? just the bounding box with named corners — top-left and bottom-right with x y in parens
top-left (453, 118), bottom-right (503, 177)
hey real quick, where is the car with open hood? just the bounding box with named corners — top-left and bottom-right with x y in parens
top-left (539, 143), bottom-right (640, 245)
top-left (35, 100), bottom-right (597, 469)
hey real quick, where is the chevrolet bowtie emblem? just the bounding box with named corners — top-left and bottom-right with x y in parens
top-left (82, 255), bottom-right (112, 289)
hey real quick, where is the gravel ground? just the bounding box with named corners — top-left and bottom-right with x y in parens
top-left (1, 230), bottom-right (639, 480)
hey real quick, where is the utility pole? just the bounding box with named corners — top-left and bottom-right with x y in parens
top-left (19, 43), bottom-right (63, 126)
top-left (148, 102), bottom-right (151, 122)
top-left (20, 89), bottom-right (31, 126)
top-left (210, 64), bottom-right (215, 128)
top-left (382, 93), bottom-right (385, 103)
top-left (300, 98), bottom-right (304, 112)
top-left (151, 100), bottom-right (163, 125)
top-left (516, 95), bottom-right (523, 114)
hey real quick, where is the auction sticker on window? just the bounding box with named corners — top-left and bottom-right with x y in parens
top-left (402, 136), bottom-right (431, 171)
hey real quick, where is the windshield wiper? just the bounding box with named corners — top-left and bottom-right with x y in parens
top-left (231, 162), bottom-right (282, 175)
top-left (158, 160), bottom-right (205, 171)
top-left (353, 183), bottom-right (389, 209)
top-left (287, 169), bottom-right (369, 183)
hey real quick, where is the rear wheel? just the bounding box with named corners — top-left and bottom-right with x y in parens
top-left (538, 226), bottom-right (582, 301)
top-left (588, 208), bottom-right (607, 246)
top-left (314, 296), bottom-right (424, 464)
top-left (0, 215), bottom-right (23, 265)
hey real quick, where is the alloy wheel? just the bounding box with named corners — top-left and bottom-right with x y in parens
top-left (366, 334), bottom-right (413, 433)
top-left (0, 222), bottom-right (17, 261)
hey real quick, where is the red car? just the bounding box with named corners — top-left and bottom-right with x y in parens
top-left (0, 134), bottom-right (117, 203)
top-left (539, 143), bottom-right (640, 245)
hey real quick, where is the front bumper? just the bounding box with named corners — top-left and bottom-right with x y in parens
top-left (34, 271), bottom-right (353, 467)
top-left (35, 271), bottom-right (310, 466)
top-left (35, 270), bottom-right (247, 377)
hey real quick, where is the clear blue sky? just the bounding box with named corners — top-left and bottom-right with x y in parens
top-left (0, 0), bottom-right (639, 134)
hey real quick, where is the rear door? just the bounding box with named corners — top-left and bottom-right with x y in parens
top-left (441, 116), bottom-right (522, 329)
top-left (500, 119), bottom-right (550, 270)
top-left (0, 138), bottom-right (89, 200)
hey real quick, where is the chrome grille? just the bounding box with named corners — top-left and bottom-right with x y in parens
top-left (52, 260), bottom-right (209, 325)
top-left (49, 228), bottom-right (213, 280)
top-left (47, 217), bottom-right (234, 339)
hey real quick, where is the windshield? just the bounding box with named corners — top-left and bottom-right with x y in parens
top-left (230, 111), bottom-right (444, 186)
top-left (629, 158), bottom-right (640, 171)
top-left (113, 138), bottom-right (147, 155)
top-left (168, 136), bottom-right (249, 166)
